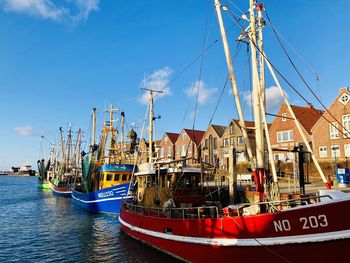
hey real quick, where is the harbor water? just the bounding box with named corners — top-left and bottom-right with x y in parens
top-left (0, 176), bottom-right (180, 262)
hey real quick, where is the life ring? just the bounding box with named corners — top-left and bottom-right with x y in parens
top-left (137, 190), bottom-right (144, 202)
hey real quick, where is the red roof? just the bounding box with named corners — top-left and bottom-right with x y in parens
top-left (183, 129), bottom-right (205, 145)
top-left (290, 104), bottom-right (324, 133)
top-left (232, 119), bottom-right (255, 128)
top-left (165, 132), bottom-right (179, 144)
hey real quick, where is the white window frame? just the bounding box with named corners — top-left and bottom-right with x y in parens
top-left (281, 113), bottom-right (287, 122)
top-left (339, 93), bottom-right (350, 105)
top-left (277, 130), bottom-right (294, 142)
top-left (160, 147), bottom-right (164, 158)
top-left (237, 136), bottom-right (244, 145)
top-left (164, 136), bottom-right (168, 143)
top-left (319, 146), bottom-right (327, 158)
top-left (168, 146), bottom-right (172, 157)
top-left (331, 145), bottom-right (340, 158)
top-left (345, 144), bottom-right (350, 157)
top-left (329, 122), bottom-right (339, 139)
top-left (342, 114), bottom-right (350, 138)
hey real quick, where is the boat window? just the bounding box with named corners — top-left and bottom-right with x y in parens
top-left (99, 173), bottom-right (104, 181)
top-left (106, 174), bottom-right (112, 181)
top-left (114, 174), bottom-right (120, 181)
top-left (122, 174), bottom-right (127, 181)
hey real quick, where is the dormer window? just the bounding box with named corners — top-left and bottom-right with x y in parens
top-left (281, 113), bottom-right (287, 122)
top-left (339, 93), bottom-right (350, 105)
top-left (181, 133), bottom-right (187, 141)
top-left (164, 136), bottom-right (168, 143)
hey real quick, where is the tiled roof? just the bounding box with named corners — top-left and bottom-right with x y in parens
top-left (290, 104), bottom-right (324, 133)
top-left (211, 125), bottom-right (226, 138)
top-left (183, 129), bottom-right (205, 145)
top-left (232, 119), bottom-right (255, 128)
top-left (165, 132), bottom-right (179, 144)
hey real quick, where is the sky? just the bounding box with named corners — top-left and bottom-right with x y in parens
top-left (0, 0), bottom-right (350, 170)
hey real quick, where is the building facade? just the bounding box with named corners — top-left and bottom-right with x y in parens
top-left (269, 103), bottom-right (323, 161)
top-left (158, 132), bottom-right (179, 162)
top-left (174, 129), bottom-right (205, 165)
top-left (312, 87), bottom-right (350, 160)
top-left (200, 125), bottom-right (226, 166)
top-left (220, 119), bottom-right (256, 169)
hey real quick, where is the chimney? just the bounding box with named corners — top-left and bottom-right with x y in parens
top-left (339, 86), bottom-right (349, 94)
top-left (307, 103), bottom-right (313, 109)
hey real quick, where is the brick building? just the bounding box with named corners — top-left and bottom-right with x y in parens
top-left (269, 103), bottom-right (324, 161)
top-left (158, 132), bottom-right (179, 162)
top-left (138, 138), bottom-right (161, 163)
top-left (312, 87), bottom-right (350, 160)
top-left (220, 119), bottom-right (256, 169)
top-left (174, 129), bottom-right (205, 165)
top-left (200, 124), bottom-right (226, 166)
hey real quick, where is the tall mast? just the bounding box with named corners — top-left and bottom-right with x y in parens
top-left (149, 90), bottom-right (154, 162)
top-left (91, 108), bottom-right (97, 147)
top-left (214, 0), bottom-right (255, 171)
top-left (66, 124), bottom-right (72, 169)
top-left (249, 0), bottom-right (264, 171)
top-left (121, 112), bottom-right (125, 161)
top-left (41, 136), bottom-right (47, 160)
top-left (59, 127), bottom-right (66, 163)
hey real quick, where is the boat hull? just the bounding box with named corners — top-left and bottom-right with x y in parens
top-left (49, 182), bottom-right (72, 197)
top-left (119, 195), bottom-right (350, 263)
top-left (72, 183), bottom-right (130, 214)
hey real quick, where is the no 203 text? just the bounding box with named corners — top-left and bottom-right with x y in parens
top-left (273, 215), bottom-right (328, 232)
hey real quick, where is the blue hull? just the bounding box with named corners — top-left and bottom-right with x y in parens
top-left (71, 183), bottom-right (130, 214)
top-left (51, 188), bottom-right (72, 198)
top-left (49, 182), bottom-right (72, 198)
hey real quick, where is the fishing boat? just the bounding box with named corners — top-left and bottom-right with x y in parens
top-left (72, 107), bottom-right (137, 214)
top-left (37, 159), bottom-right (50, 190)
top-left (119, 1), bottom-right (350, 262)
top-left (49, 126), bottom-right (83, 197)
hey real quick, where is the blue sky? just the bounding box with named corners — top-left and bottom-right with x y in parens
top-left (0, 0), bottom-right (349, 170)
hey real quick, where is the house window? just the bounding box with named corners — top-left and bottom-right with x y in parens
top-left (281, 113), bottom-right (287, 122)
top-left (230, 137), bottom-right (235, 146)
top-left (205, 155), bottom-right (209, 163)
top-left (274, 153), bottom-right (285, 161)
top-left (237, 136), bottom-right (244, 145)
top-left (164, 136), bottom-right (168, 143)
top-left (230, 125), bottom-right (234, 135)
top-left (339, 93), bottom-right (350, 105)
top-left (331, 145), bottom-right (340, 158)
top-left (205, 139), bottom-right (208, 149)
top-left (181, 145), bottom-right (187, 156)
top-left (213, 138), bottom-right (217, 149)
top-left (319, 146), bottom-right (327, 158)
top-left (277, 130), bottom-right (294, 142)
top-left (181, 133), bottom-right (187, 141)
top-left (160, 147), bottom-right (164, 157)
top-left (330, 122), bottom-right (339, 139)
top-left (168, 147), bottom-right (172, 156)
top-left (176, 146), bottom-right (180, 155)
top-left (343, 114), bottom-right (350, 138)
top-left (223, 138), bottom-right (229, 147)
top-left (188, 144), bottom-right (192, 153)
top-left (345, 145), bottom-right (350, 157)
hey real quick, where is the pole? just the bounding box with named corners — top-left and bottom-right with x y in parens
top-left (214, 0), bottom-right (255, 172)
top-left (91, 108), bottom-right (97, 147)
top-left (149, 90), bottom-right (154, 163)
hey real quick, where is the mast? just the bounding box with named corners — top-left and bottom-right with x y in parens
top-left (91, 108), bottom-right (97, 147)
top-left (66, 124), bottom-right (72, 169)
top-left (121, 112), bottom-right (125, 162)
top-left (59, 127), bottom-right (66, 164)
top-left (149, 90), bottom-right (154, 162)
top-left (41, 136), bottom-right (47, 160)
top-left (214, 0), bottom-right (255, 171)
top-left (249, 0), bottom-right (264, 172)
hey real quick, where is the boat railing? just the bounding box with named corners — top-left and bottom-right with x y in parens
top-left (123, 202), bottom-right (220, 220)
top-left (232, 194), bottom-right (333, 216)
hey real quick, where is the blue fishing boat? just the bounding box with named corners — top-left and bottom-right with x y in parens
top-left (72, 107), bottom-right (138, 214)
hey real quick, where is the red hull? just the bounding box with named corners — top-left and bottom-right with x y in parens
top-left (120, 193), bottom-right (350, 263)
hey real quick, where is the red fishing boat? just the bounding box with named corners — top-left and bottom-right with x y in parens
top-left (120, 1), bottom-right (350, 262)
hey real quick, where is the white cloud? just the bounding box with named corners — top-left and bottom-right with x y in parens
top-left (14, 125), bottom-right (36, 136)
top-left (138, 67), bottom-right (173, 105)
top-left (1, 0), bottom-right (99, 22)
top-left (243, 86), bottom-right (285, 112)
top-left (185, 80), bottom-right (218, 105)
